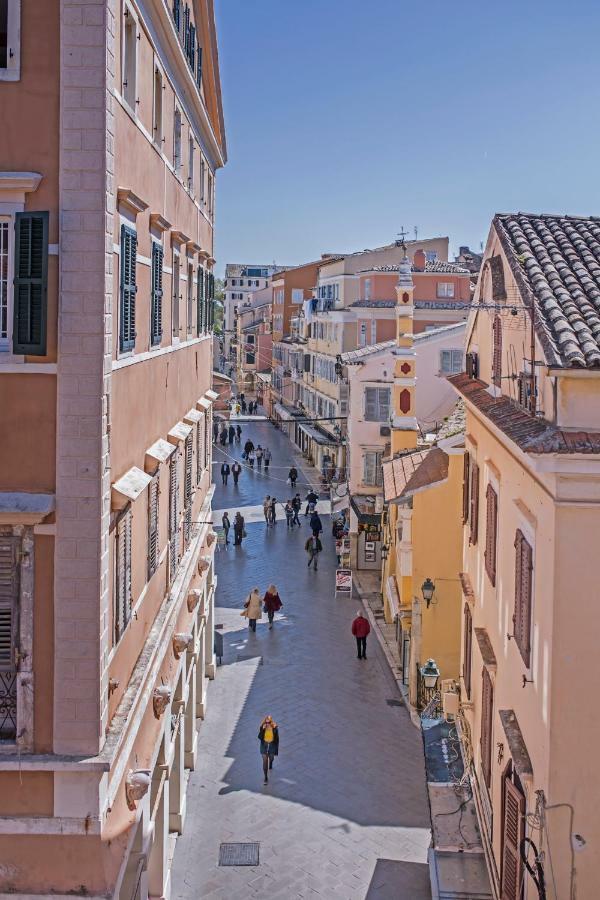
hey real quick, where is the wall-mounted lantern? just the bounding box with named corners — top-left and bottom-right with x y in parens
top-left (421, 577), bottom-right (436, 608)
top-left (420, 658), bottom-right (440, 690)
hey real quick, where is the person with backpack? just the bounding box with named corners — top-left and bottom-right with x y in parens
top-left (305, 534), bottom-right (322, 570)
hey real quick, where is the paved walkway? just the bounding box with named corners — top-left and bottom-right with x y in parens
top-left (171, 422), bottom-right (432, 899)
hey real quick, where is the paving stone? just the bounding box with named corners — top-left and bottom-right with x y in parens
top-left (171, 423), bottom-right (431, 899)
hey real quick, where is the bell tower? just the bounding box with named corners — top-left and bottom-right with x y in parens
top-left (391, 249), bottom-right (418, 454)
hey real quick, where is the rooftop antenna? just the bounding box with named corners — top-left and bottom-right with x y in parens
top-left (414, 226), bottom-right (418, 241)
top-left (396, 226), bottom-right (409, 251)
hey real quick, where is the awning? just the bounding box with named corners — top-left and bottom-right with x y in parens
top-left (350, 495), bottom-right (382, 525)
top-left (0, 492), bottom-right (55, 525)
top-left (112, 466), bottom-right (152, 510)
top-left (167, 421), bottom-right (193, 445)
top-left (331, 493), bottom-right (350, 513)
top-left (299, 422), bottom-right (338, 446)
top-left (385, 575), bottom-right (400, 620)
top-left (145, 438), bottom-right (176, 472)
top-left (273, 402), bottom-right (301, 422)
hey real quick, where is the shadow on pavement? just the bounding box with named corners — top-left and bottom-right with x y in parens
top-left (365, 858), bottom-right (431, 898)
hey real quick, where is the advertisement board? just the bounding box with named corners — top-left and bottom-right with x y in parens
top-left (335, 568), bottom-right (353, 596)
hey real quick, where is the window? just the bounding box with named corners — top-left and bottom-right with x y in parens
top-left (183, 433), bottom-right (193, 545)
top-left (363, 451), bottom-right (383, 486)
top-left (492, 315), bottom-right (502, 387)
top-left (172, 249), bottom-right (180, 338)
top-left (364, 278), bottom-right (371, 301)
top-left (246, 352), bottom-right (255, 364)
top-left (0, 534), bottom-right (19, 740)
top-left (359, 321), bottom-right (367, 347)
top-left (207, 171), bottom-right (213, 217)
top-left (437, 282), bottom-right (455, 298)
top-left (0, 220), bottom-right (8, 349)
top-left (469, 461), bottom-right (479, 545)
top-left (119, 224), bottom-right (137, 353)
top-left (148, 477), bottom-right (160, 579)
top-left (153, 66), bottom-right (163, 144)
top-left (370, 319), bottom-right (377, 344)
top-left (196, 264), bottom-right (205, 335)
top-left (115, 508), bottom-right (132, 642)
top-left (502, 773), bottom-right (525, 900)
top-left (173, 108), bottom-right (182, 172)
top-left (11, 211), bottom-right (50, 356)
top-left (196, 419), bottom-right (205, 484)
top-left (513, 530), bottom-right (533, 667)
top-left (484, 484), bottom-right (498, 586)
top-left (462, 453), bottom-right (470, 524)
top-left (168, 450), bottom-right (180, 584)
top-left (364, 387), bottom-right (390, 422)
top-left (480, 667), bottom-right (493, 789)
top-left (122, 4), bottom-right (137, 110)
top-left (0, 0), bottom-right (20, 80)
top-left (200, 155), bottom-right (206, 203)
top-left (150, 241), bottom-right (163, 346)
top-left (188, 134), bottom-right (195, 193)
top-left (463, 604), bottom-right (472, 699)
top-left (187, 261), bottom-right (194, 334)
top-left (440, 349), bottom-right (464, 374)
top-left (489, 255), bottom-right (506, 302)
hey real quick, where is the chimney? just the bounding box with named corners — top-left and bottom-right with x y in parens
top-left (413, 249), bottom-right (426, 272)
top-left (459, 245), bottom-right (469, 255)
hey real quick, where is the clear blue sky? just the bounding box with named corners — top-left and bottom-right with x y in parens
top-left (213, 0), bottom-right (600, 274)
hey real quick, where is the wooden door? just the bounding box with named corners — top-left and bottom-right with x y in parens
top-left (501, 772), bottom-right (525, 899)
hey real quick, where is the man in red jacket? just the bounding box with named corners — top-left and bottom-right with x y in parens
top-left (351, 610), bottom-right (371, 660)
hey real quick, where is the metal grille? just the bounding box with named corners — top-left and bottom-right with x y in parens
top-left (219, 843), bottom-right (260, 867)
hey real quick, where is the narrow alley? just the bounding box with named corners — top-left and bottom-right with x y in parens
top-left (170, 419), bottom-right (432, 899)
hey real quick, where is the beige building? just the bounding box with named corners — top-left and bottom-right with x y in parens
top-left (0, 0), bottom-right (226, 897)
top-left (451, 213), bottom-right (600, 900)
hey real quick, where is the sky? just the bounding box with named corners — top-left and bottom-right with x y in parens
top-left (213, 0), bottom-right (600, 274)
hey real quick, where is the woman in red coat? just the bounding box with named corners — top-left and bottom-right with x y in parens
top-left (351, 610), bottom-right (371, 660)
top-left (263, 584), bottom-right (283, 630)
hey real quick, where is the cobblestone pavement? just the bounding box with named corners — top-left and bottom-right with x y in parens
top-left (171, 421), bottom-right (432, 899)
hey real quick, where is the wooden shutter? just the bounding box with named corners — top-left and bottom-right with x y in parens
top-left (172, 0), bottom-right (180, 30)
top-left (196, 420), bottom-right (203, 484)
top-left (492, 315), bottom-right (502, 387)
top-left (204, 269), bottom-right (210, 332)
top-left (490, 255), bottom-right (507, 302)
top-left (469, 462), bottom-right (479, 545)
top-left (115, 509), bottom-right (132, 641)
top-left (183, 433), bottom-right (193, 544)
top-left (196, 43), bottom-right (203, 88)
top-left (0, 536), bottom-right (19, 739)
top-left (189, 24), bottom-right (196, 69)
top-left (501, 775), bottom-right (525, 900)
top-left (13, 211), bottom-right (49, 355)
top-left (513, 530), bottom-right (533, 667)
top-left (463, 603), bottom-right (472, 699)
top-left (151, 242), bottom-right (163, 345)
top-left (148, 477), bottom-right (160, 579)
top-left (169, 451), bottom-right (179, 583)
top-left (480, 667), bottom-right (493, 789)
top-left (462, 453), bottom-right (470, 524)
top-left (204, 408), bottom-right (211, 469)
top-left (484, 484), bottom-right (498, 586)
top-left (119, 225), bottom-right (137, 352)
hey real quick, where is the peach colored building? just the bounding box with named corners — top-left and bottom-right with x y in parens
top-left (0, 1), bottom-right (226, 897)
top-left (450, 213), bottom-right (600, 900)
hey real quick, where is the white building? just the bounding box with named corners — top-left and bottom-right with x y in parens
top-left (223, 263), bottom-right (287, 368)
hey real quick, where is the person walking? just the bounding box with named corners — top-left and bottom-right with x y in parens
top-left (241, 398), bottom-right (247, 414)
top-left (248, 448), bottom-right (256, 469)
top-left (220, 425), bottom-right (228, 446)
top-left (235, 423), bottom-right (242, 444)
top-left (228, 423), bottom-right (235, 444)
top-left (222, 511), bottom-right (231, 544)
top-left (263, 496), bottom-right (271, 526)
top-left (243, 438), bottom-right (254, 460)
top-left (269, 496), bottom-right (278, 525)
top-left (309, 510), bottom-right (323, 538)
top-left (256, 445), bottom-right (264, 470)
top-left (263, 447), bottom-right (271, 473)
top-left (288, 466), bottom-right (298, 489)
top-left (242, 587), bottom-right (262, 633)
top-left (233, 511), bottom-right (245, 546)
top-left (258, 715), bottom-right (279, 785)
top-left (292, 493), bottom-right (301, 527)
top-left (304, 488), bottom-right (318, 516)
top-left (284, 500), bottom-right (294, 528)
top-left (212, 420), bottom-right (219, 442)
top-left (221, 462), bottom-right (230, 485)
top-left (352, 610), bottom-right (371, 660)
top-left (263, 584), bottom-right (282, 629)
top-left (232, 460), bottom-right (242, 486)
top-left (305, 534), bottom-right (322, 570)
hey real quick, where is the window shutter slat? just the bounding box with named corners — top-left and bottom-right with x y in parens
top-left (463, 604), bottom-right (472, 699)
top-left (151, 242), bottom-right (163, 345)
top-left (469, 462), bottom-right (479, 545)
top-left (13, 211), bottom-right (49, 355)
top-left (492, 315), bottom-right (503, 387)
top-left (480, 667), bottom-right (493, 788)
top-left (148, 478), bottom-right (160, 579)
top-left (120, 225), bottom-right (137, 352)
top-left (462, 453), bottom-right (470, 524)
top-left (196, 44), bottom-right (203, 88)
top-left (0, 538), bottom-right (19, 674)
top-left (169, 451), bottom-right (180, 583)
top-left (485, 484), bottom-right (497, 586)
top-left (501, 777), bottom-right (525, 900)
top-left (115, 509), bottom-right (132, 641)
top-left (513, 529), bottom-right (533, 667)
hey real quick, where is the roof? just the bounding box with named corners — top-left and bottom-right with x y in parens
top-left (449, 372), bottom-right (600, 454)
top-left (414, 322), bottom-right (467, 343)
top-left (382, 447), bottom-right (450, 503)
top-left (342, 340), bottom-right (395, 363)
top-left (360, 260), bottom-right (470, 275)
top-left (436, 399), bottom-right (466, 440)
top-left (494, 212), bottom-right (600, 368)
top-left (351, 299), bottom-right (396, 309)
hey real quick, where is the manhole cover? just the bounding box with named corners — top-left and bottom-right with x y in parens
top-left (219, 842), bottom-right (260, 866)
top-left (386, 698), bottom-right (403, 708)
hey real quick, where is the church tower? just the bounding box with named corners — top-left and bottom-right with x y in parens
top-left (391, 249), bottom-right (418, 454)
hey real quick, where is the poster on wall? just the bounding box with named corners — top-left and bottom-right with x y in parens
top-left (335, 568), bottom-right (353, 596)
top-left (364, 550), bottom-right (376, 562)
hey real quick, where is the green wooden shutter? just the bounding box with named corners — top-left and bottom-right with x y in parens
top-left (148, 477), bottom-right (160, 579)
top-left (196, 44), bottom-right (203, 88)
top-left (13, 211), bottom-right (49, 355)
top-left (0, 536), bottom-right (19, 739)
top-left (151, 242), bottom-right (163, 346)
top-left (204, 269), bottom-right (210, 333)
top-left (209, 272), bottom-right (215, 329)
top-left (119, 224), bottom-right (137, 352)
top-left (197, 265), bottom-right (205, 335)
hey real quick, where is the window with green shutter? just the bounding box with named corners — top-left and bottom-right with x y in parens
top-left (119, 224), bottom-right (137, 352)
top-left (196, 43), bottom-right (203, 89)
top-left (150, 241), bottom-right (163, 346)
top-left (147, 476), bottom-right (160, 580)
top-left (196, 265), bottom-right (205, 335)
top-left (115, 508), bottom-right (132, 642)
top-left (13, 211), bottom-right (49, 356)
top-left (0, 535), bottom-right (19, 740)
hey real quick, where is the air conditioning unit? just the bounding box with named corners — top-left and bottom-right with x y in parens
top-left (379, 426), bottom-right (391, 437)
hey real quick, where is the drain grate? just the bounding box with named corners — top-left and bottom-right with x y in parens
top-left (219, 842), bottom-right (260, 867)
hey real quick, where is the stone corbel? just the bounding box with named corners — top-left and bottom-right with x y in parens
top-left (172, 632), bottom-right (194, 659)
top-left (125, 769), bottom-right (152, 811)
top-left (152, 685), bottom-right (172, 719)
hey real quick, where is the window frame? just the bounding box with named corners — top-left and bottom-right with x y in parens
top-left (0, 217), bottom-right (13, 351)
top-left (436, 281), bottom-right (455, 299)
top-left (114, 507), bottom-right (133, 643)
top-left (0, 0), bottom-right (21, 82)
top-left (121, 2), bottom-right (138, 112)
top-left (119, 223), bottom-right (137, 354)
top-left (147, 475), bottom-right (160, 580)
top-left (364, 386), bottom-right (391, 423)
top-left (172, 247), bottom-right (180, 340)
top-left (362, 450), bottom-right (383, 487)
top-left (173, 106), bottom-right (183, 173)
top-left (150, 239), bottom-right (163, 347)
top-left (439, 348), bottom-right (464, 375)
top-left (187, 260), bottom-right (194, 335)
top-left (152, 62), bottom-right (164, 147)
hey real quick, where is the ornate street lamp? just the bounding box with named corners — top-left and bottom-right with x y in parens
top-left (421, 577), bottom-right (436, 608)
top-left (420, 658), bottom-right (440, 690)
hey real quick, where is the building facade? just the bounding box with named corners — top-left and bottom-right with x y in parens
top-left (223, 262), bottom-right (285, 367)
top-left (234, 285), bottom-right (273, 393)
top-left (0, 1), bottom-right (225, 896)
top-left (450, 213), bottom-right (600, 900)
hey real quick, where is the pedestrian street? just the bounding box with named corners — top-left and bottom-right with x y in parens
top-left (171, 420), bottom-right (432, 899)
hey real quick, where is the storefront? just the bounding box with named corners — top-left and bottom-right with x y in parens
top-left (349, 495), bottom-right (382, 570)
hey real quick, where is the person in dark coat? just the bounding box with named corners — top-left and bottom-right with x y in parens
top-left (228, 424), bottom-right (235, 444)
top-left (258, 715), bottom-right (279, 784)
top-left (304, 489), bottom-right (318, 516)
top-left (232, 461), bottom-right (242, 486)
top-left (243, 439), bottom-right (254, 459)
top-left (269, 496), bottom-right (277, 524)
top-left (235, 423), bottom-right (242, 443)
top-left (213, 420), bottom-right (219, 442)
top-left (288, 466), bottom-right (298, 488)
top-left (263, 584), bottom-right (283, 629)
top-left (222, 511), bottom-right (231, 544)
top-left (305, 534), bottom-right (322, 570)
top-left (263, 447), bottom-right (271, 472)
top-left (284, 500), bottom-right (294, 529)
top-left (352, 610), bottom-right (371, 660)
top-left (233, 512), bottom-right (245, 545)
top-left (309, 511), bottom-right (323, 537)
top-left (220, 425), bottom-right (228, 446)
top-left (292, 493), bottom-right (301, 526)
top-left (221, 462), bottom-right (230, 485)
top-left (241, 398), bottom-right (247, 414)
